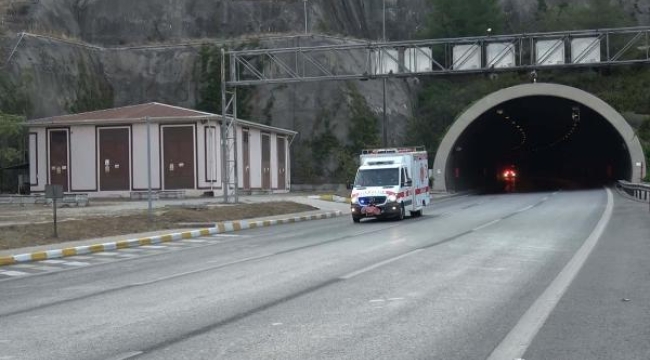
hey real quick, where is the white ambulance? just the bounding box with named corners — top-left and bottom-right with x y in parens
top-left (350, 146), bottom-right (430, 223)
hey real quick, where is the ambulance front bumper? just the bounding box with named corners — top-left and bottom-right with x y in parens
top-left (350, 202), bottom-right (401, 218)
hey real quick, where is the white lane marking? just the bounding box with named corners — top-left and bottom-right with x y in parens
top-left (487, 188), bottom-right (613, 360)
top-left (7, 264), bottom-right (37, 269)
top-left (212, 234), bottom-right (246, 238)
top-left (541, 196), bottom-right (549, 201)
top-left (387, 297), bottom-right (405, 301)
top-left (472, 219), bottom-right (501, 232)
top-left (105, 351), bottom-right (144, 360)
top-left (185, 239), bottom-right (209, 243)
top-left (30, 265), bottom-right (63, 271)
top-left (41, 259), bottom-right (66, 264)
top-left (62, 261), bottom-right (89, 267)
top-left (339, 250), bottom-right (423, 280)
top-left (140, 245), bottom-right (166, 249)
top-left (1, 271), bottom-right (28, 277)
top-left (130, 254), bottom-right (277, 287)
top-left (95, 252), bottom-right (119, 256)
top-left (271, 323), bottom-right (283, 326)
top-left (206, 254), bottom-right (275, 265)
top-left (369, 299), bottom-right (385, 303)
top-left (517, 205), bottom-right (534, 213)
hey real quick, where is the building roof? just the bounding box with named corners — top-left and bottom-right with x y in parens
top-left (26, 102), bottom-right (297, 136)
top-left (28, 102), bottom-right (213, 123)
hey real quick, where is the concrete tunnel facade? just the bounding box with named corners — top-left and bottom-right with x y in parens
top-left (432, 83), bottom-right (647, 192)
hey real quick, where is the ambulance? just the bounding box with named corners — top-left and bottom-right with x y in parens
top-left (350, 146), bottom-right (430, 223)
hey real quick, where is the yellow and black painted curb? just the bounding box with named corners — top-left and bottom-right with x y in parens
top-left (0, 210), bottom-right (343, 267)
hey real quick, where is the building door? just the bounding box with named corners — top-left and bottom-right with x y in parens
top-left (163, 126), bottom-right (195, 189)
top-left (99, 128), bottom-right (130, 191)
top-left (277, 137), bottom-right (286, 190)
top-left (49, 130), bottom-right (69, 192)
top-left (243, 129), bottom-right (251, 190)
top-left (261, 133), bottom-right (271, 190)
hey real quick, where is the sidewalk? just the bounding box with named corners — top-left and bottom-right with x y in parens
top-left (0, 196), bottom-right (348, 266)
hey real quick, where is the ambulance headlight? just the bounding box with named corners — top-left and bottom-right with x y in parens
top-left (388, 194), bottom-right (397, 202)
top-left (351, 197), bottom-right (358, 204)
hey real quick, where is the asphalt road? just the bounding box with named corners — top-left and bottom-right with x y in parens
top-left (1, 189), bottom-right (648, 360)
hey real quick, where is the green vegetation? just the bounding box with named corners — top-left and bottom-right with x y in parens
top-left (423, 0), bottom-right (504, 38)
top-left (532, 0), bottom-right (635, 32)
top-left (66, 59), bottom-right (114, 114)
top-left (293, 82), bottom-right (379, 184)
top-left (0, 73), bottom-right (29, 172)
top-left (0, 112), bottom-right (25, 168)
top-left (414, 0), bottom-right (647, 169)
top-left (195, 43), bottom-right (252, 119)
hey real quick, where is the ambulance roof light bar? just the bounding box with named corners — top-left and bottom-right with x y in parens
top-left (361, 146), bottom-right (426, 154)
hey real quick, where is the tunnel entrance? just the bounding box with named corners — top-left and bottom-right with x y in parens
top-left (432, 83), bottom-right (646, 193)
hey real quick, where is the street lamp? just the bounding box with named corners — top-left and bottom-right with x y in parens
top-left (303, 0), bottom-right (308, 34)
top-left (382, 0), bottom-right (388, 146)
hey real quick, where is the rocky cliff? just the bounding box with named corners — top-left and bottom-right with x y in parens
top-left (1, 0), bottom-right (649, 182)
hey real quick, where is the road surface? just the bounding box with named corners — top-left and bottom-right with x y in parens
top-left (1, 189), bottom-right (649, 360)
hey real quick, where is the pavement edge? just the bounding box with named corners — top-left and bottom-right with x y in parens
top-left (0, 210), bottom-right (343, 267)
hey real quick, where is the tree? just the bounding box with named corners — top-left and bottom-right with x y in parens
top-left (536, 0), bottom-right (635, 31)
top-left (423, 0), bottom-right (505, 38)
top-left (346, 83), bottom-right (380, 154)
top-left (0, 112), bottom-right (26, 168)
top-left (195, 44), bottom-right (252, 119)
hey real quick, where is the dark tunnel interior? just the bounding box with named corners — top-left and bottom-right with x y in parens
top-left (448, 96), bottom-right (632, 193)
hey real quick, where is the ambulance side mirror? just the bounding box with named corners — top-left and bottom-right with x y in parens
top-left (403, 180), bottom-right (412, 187)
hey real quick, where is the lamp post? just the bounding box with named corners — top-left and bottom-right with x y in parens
top-left (303, 0), bottom-right (308, 34)
top-left (381, 0), bottom-right (388, 146)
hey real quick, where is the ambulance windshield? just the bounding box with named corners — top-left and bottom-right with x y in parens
top-left (354, 168), bottom-right (399, 187)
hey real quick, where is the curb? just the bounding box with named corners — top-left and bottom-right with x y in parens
top-left (0, 210), bottom-right (343, 267)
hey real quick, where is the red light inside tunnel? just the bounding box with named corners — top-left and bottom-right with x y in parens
top-left (502, 169), bottom-right (517, 180)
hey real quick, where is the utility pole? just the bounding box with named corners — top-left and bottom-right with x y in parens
top-left (382, 0), bottom-right (388, 146)
top-left (303, 0), bottom-right (308, 34)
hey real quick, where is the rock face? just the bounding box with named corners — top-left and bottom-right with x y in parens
top-left (1, 0), bottom-right (648, 183)
top-left (4, 0), bottom-right (647, 46)
top-left (5, 0), bottom-right (430, 45)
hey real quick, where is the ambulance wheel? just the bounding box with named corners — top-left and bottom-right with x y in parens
top-left (398, 204), bottom-right (405, 221)
top-left (352, 216), bottom-right (361, 223)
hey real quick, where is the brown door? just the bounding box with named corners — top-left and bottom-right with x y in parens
top-left (261, 133), bottom-right (271, 190)
top-left (163, 126), bottom-right (195, 189)
top-left (99, 128), bottom-right (130, 191)
top-left (49, 130), bottom-right (69, 192)
top-left (277, 137), bottom-right (286, 190)
top-left (243, 129), bottom-right (251, 190)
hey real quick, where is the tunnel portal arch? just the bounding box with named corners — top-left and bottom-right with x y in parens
top-left (432, 83), bottom-right (646, 192)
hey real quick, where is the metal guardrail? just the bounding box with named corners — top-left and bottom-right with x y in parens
top-left (617, 180), bottom-right (650, 211)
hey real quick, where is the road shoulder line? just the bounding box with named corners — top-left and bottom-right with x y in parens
top-left (486, 188), bottom-right (614, 360)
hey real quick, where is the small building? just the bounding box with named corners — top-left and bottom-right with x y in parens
top-left (26, 102), bottom-right (296, 197)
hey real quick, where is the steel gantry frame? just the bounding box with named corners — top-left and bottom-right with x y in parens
top-left (219, 26), bottom-right (650, 203)
top-left (224, 26), bottom-right (650, 86)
